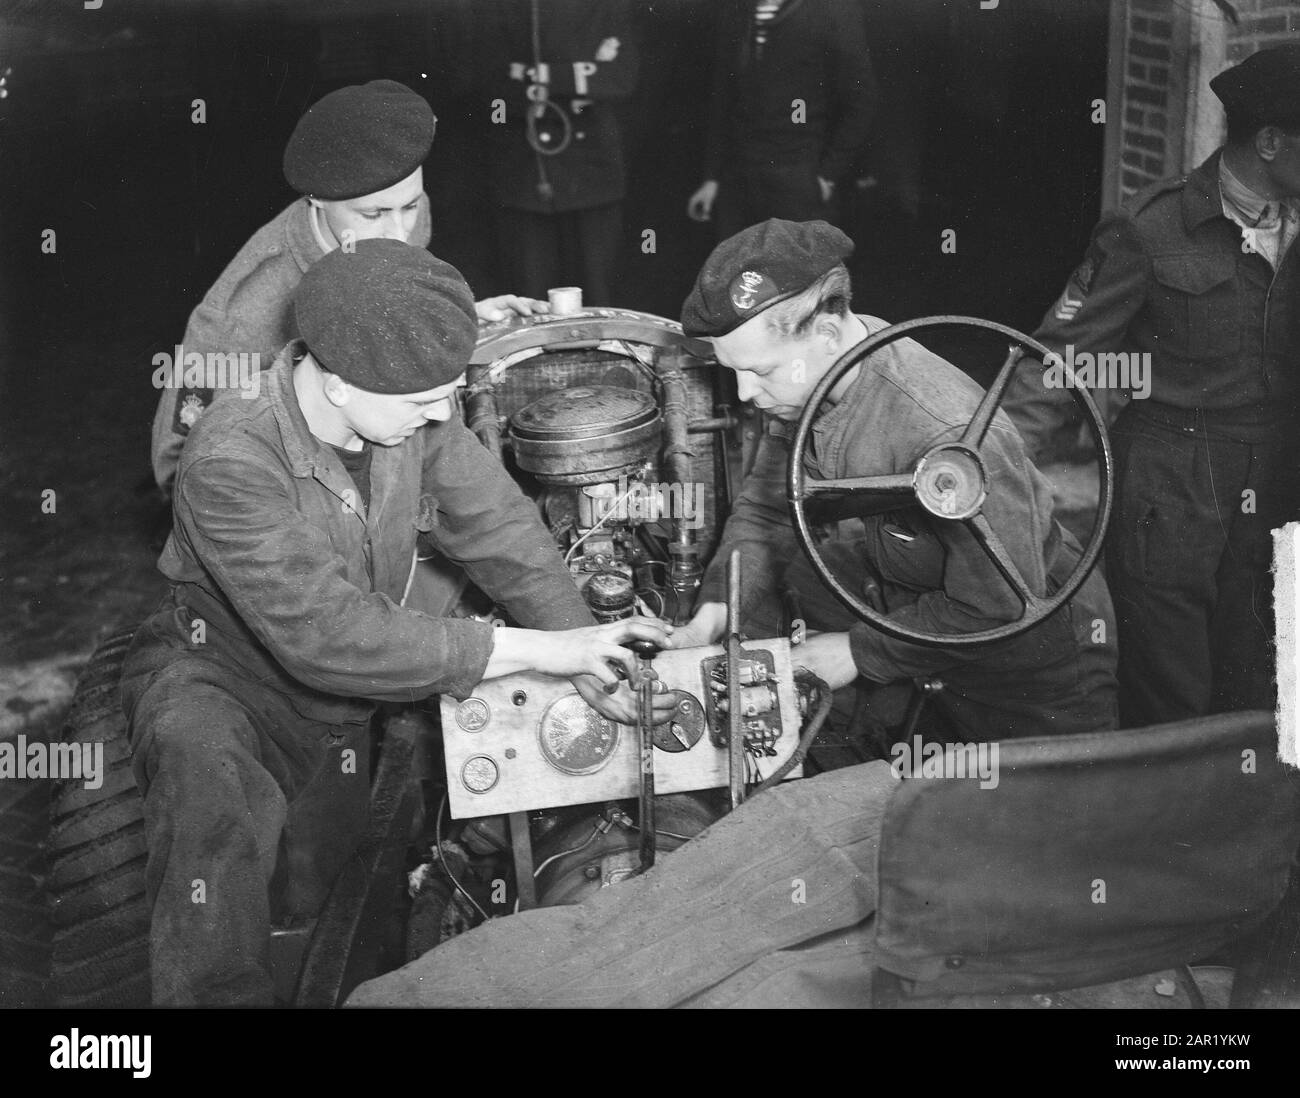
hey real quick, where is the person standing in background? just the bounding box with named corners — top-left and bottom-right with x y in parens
top-left (686, 0), bottom-right (878, 238)
top-left (475, 0), bottom-right (642, 306)
top-left (1003, 46), bottom-right (1300, 727)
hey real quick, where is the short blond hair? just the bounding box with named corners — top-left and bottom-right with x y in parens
top-left (762, 264), bottom-right (853, 340)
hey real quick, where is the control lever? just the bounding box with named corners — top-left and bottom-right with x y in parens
top-left (630, 641), bottom-right (660, 873)
top-left (725, 550), bottom-right (746, 811)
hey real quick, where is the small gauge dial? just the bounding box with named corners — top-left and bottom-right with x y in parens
top-left (461, 755), bottom-right (500, 793)
top-left (538, 694), bottom-right (619, 775)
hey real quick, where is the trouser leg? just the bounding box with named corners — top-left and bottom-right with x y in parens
top-left (122, 638), bottom-right (371, 1005)
top-left (569, 202), bottom-right (622, 306)
top-left (1210, 431), bottom-right (1300, 713)
top-left (124, 660), bottom-right (288, 1005)
top-left (1106, 409), bottom-right (1243, 726)
top-left (494, 206), bottom-right (561, 300)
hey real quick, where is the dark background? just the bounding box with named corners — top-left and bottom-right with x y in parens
top-left (0, 0), bottom-right (1110, 663)
top-left (0, 0), bottom-right (1109, 1009)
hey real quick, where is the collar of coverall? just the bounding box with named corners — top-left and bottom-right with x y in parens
top-left (266, 340), bottom-right (342, 478)
top-left (799, 313), bottom-right (893, 470)
top-left (287, 197), bottom-right (327, 274)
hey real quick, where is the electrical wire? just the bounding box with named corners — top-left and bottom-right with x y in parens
top-left (564, 482), bottom-right (639, 565)
top-left (434, 790), bottom-right (490, 923)
top-left (532, 824), bottom-right (603, 879)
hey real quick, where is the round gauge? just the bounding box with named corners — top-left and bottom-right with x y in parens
top-left (455, 698), bottom-right (491, 732)
top-left (461, 755), bottom-right (500, 794)
top-left (538, 694), bottom-right (620, 775)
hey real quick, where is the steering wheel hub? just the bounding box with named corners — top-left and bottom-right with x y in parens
top-left (913, 444), bottom-right (987, 521)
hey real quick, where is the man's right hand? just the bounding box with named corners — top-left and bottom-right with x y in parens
top-left (483, 617), bottom-right (674, 688)
top-left (687, 180), bottom-right (719, 222)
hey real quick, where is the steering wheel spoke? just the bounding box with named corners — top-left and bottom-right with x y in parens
top-left (959, 344), bottom-right (1024, 450)
top-left (965, 513), bottom-right (1046, 615)
top-left (799, 472), bottom-right (915, 497)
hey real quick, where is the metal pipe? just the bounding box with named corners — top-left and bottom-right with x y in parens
top-left (637, 664), bottom-right (657, 871)
top-left (655, 351), bottom-right (702, 623)
top-left (726, 550), bottom-right (746, 811)
top-left (465, 364), bottom-right (503, 456)
top-left (686, 414), bottom-right (740, 434)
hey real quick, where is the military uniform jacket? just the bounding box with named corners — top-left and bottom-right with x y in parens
top-left (475, 0), bottom-right (640, 214)
top-left (149, 194), bottom-right (433, 491)
top-left (151, 345), bottom-right (593, 726)
top-left (703, 0), bottom-right (877, 183)
top-left (1013, 149), bottom-right (1300, 455)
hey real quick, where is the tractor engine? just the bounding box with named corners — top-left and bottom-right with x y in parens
top-left (510, 384), bottom-right (691, 623)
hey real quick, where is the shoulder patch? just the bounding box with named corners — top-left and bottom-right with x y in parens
top-left (174, 390), bottom-right (213, 435)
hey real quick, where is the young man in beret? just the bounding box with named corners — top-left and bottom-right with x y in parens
top-left (1003, 44), bottom-right (1300, 727)
top-left (673, 219), bottom-right (1118, 743)
top-left (122, 239), bottom-right (674, 1006)
top-left (150, 79), bottom-right (545, 496)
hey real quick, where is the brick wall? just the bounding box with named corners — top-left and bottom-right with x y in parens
top-left (1107, 0), bottom-right (1300, 208)
top-left (1226, 0), bottom-right (1300, 60)
top-left (1117, 0), bottom-right (1180, 198)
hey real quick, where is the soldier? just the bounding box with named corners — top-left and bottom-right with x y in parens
top-left (686, 0), bottom-right (878, 237)
top-left (122, 240), bottom-right (675, 1005)
top-left (151, 79), bottom-right (545, 496)
top-left (473, 0), bottom-right (641, 305)
top-left (672, 219), bottom-right (1118, 743)
top-left (1003, 45), bottom-right (1300, 726)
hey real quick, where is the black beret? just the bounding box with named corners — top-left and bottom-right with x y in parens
top-left (283, 80), bottom-right (437, 200)
top-left (1210, 45), bottom-right (1300, 128)
top-left (680, 219), bottom-right (854, 338)
top-left (294, 239), bottom-right (478, 394)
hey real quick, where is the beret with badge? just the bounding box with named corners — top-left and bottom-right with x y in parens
top-left (294, 238), bottom-right (478, 394)
top-left (680, 219), bottom-right (854, 338)
top-left (283, 79), bottom-right (437, 200)
top-left (1210, 44), bottom-right (1300, 130)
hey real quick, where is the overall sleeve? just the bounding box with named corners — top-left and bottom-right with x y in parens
top-left (418, 420), bottom-right (595, 631)
top-left (698, 427), bottom-right (802, 623)
top-left (175, 454), bottom-right (498, 702)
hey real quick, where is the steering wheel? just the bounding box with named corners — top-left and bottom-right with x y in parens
top-left (787, 315), bottom-right (1113, 648)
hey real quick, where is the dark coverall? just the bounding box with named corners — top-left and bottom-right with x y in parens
top-left (149, 195), bottom-right (433, 495)
top-left (703, 0), bottom-right (878, 239)
top-left (121, 346), bottom-right (595, 1005)
top-left (699, 316), bottom-right (1119, 743)
top-left (475, 0), bottom-right (640, 305)
top-left (1004, 151), bottom-right (1300, 726)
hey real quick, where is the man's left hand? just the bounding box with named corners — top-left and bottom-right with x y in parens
top-left (572, 673), bottom-right (679, 726)
top-left (795, 631), bottom-right (859, 690)
top-left (475, 295), bottom-right (550, 324)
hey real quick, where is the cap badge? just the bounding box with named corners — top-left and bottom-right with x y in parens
top-left (729, 269), bottom-right (776, 312)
